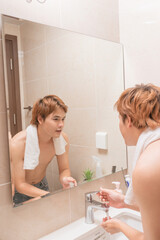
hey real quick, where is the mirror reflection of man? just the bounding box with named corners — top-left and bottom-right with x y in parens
top-left (10, 95), bottom-right (77, 205)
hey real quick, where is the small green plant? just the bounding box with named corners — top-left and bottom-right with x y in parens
top-left (83, 168), bottom-right (94, 181)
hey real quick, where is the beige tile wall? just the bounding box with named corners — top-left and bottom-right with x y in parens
top-left (60, 0), bottom-right (119, 42)
top-left (119, 0), bottom-right (160, 174)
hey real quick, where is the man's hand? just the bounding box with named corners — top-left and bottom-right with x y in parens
top-left (101, 217), bottom-right (122, 234)
top-left (101, 216), bottom-right (144, 240)
top-left (97, 187), bottom-right (125, 208)
top-left (62, 177), bottom-right (77, 189)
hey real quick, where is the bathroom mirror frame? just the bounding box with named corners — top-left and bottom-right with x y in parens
top-left (1, 14), bottom-right (127, 207)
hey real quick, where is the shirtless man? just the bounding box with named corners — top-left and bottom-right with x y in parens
top-left (98, 84), bottom-right (160, 240)
top-left (10, 95), bottom-right (77, 205)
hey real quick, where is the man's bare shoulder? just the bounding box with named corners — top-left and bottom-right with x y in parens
top-left (137, 139), bottom-right (160, 170)
top-left (133, 139), bottom-right (160, 194)
top-left (10, 130), bottom-right (27, 155)
top-left (133, 140), bottom-right (160, 240)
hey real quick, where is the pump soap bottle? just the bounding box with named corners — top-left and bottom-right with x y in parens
top-left (92, 155), bottom-right (103, 178)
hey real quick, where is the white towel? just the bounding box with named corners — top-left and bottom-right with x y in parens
top-left (23, 125), bottom-right (67, 170)
top-left (125, 127), bottom-right (160, 205)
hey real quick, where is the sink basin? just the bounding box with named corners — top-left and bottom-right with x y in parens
top-left (39, 208), bottom-right (142, 240)
top-left (110, 211), bottom-right (143, 240)
top-left (75, 210), bottom-right (142, 240)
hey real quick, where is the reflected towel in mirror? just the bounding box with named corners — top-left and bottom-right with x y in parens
top-left (23, 124), bottom-right (67, 170)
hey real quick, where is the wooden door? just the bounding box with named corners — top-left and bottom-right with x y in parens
top-left (5, 34), bottom-right (22, 137)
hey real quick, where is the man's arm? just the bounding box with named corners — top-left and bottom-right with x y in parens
top-left (101, 218), bottom-right (144, 240)
top-left (57, 132), bottom-right (77, 188)
top-left (133, 142), bottom-right (160, 240)
top-left (123, 201), bottom-right (140, 211)
top-left (11, 142), bottom-right (49, 198)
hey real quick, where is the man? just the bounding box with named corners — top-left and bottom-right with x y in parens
top-left (98, 84), bottom-right (160, 240)
top-left (10, 95), bottom-right (77, 205)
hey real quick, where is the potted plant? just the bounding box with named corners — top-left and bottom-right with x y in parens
top-left (83, 168), bottom-right (94, 182)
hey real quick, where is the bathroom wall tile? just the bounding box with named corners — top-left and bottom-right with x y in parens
top-left (0, 184), bottom-right (70, 240)
top-left (64, 108), bottom-right (97, 147)
top-left (24, 110), bottom-right (32, 129)
top-left (46, 158), bottom-right (63, 192)
top-left (45, 25), bottom-right (70, 43)
top-left (46, 30), bottom-right (96, 110)
top-left (94, 40), bottom-right (124, 107)
top-left (51, 156), bottom-right (59, 175)
top-left (96, 107), bottom-right (127, 173)
top-left (0, 183), bottom-right (14, 240)
top-left (52, 173), bottom-right (63, 191)
top-left (46, 163), bottom-right (54, 192)
top-left (60, 0), bottom-right (119, 42)
top-left (23, 45), bottom-right (47, 82)
top-left (0, 0), bottom-right (61, 29)
top-left (46, 32), bottom-right (94, 77)
top-left (23, 78), bottom-right (48, 128)
top-left (32, 190), bottom-right (70, 239)
top-left (70, 179), bottom-right (98, 222)
top-left (47, 69), bottom-right (96, 109)
top-left (20, 21), bottom-right (45, 52)
top-left (68, 145), bottom-right (98, 182)
top-left (0, 112), bottom-right (11, 184)
top-left (23, 78), bottom-right (48, 107)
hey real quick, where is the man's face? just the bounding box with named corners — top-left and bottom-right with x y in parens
top-left (39, 108), bottom-right (66, 138)
top-left (119, 114), bottom-right (136, 146)
top-left (119, 114), bottom-right (131, 145)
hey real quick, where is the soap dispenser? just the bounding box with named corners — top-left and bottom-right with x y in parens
top-left (124, 175), bottom-right (131, 187)
top-left (112, 181), bottom-right (122, 194)
top-left (92, 155), bottom-right (103, 178)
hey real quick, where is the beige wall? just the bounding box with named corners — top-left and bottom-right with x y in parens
top-left (0, 1), bottom-right (123, 239)
top-left (119, 0), bottom-right (160, 175)
top-left (0, 0), bottom-right (119, 43)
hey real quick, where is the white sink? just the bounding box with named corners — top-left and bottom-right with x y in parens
top-left (39, 208), bottom-right (142, 240)
top-left (110, 211), bottom-right (143, 240)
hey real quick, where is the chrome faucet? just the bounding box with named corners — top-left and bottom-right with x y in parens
top-left (85, 191), bottom-right (109, 224)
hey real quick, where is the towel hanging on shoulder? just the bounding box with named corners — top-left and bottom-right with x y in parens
top-left (23, 125), bottom-right (67, 170)
top-left (125, 127), bottom-right (160, 205)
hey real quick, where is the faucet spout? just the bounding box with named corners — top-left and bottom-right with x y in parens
top-left (85, 191), bottom-right (109, 224)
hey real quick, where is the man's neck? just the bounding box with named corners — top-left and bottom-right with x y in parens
top-left (37, 126), bottom-right (52, 144)
top-left (134, 128), bottom-right (147, 145)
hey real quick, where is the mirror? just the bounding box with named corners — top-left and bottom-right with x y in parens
top-left (2, 15), bottom-right (127, 207)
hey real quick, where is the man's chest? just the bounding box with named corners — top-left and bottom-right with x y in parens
top-left (38, 143), bottom-right (55, 166)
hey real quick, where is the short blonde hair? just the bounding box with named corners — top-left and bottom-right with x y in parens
top-left (30, 95), bottom-right (68, 126)
top-left (115, 84), bottom-right (160, 129)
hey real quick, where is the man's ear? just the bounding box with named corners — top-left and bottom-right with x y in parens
top-left (126, 115), bottom-right (132, 127)
top-left (37, 115), bottom-right (44, 125)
